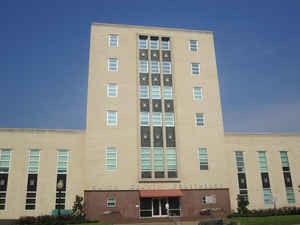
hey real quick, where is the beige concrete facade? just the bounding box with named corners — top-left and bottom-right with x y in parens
top-left (0, 23), bottom-right (299, 220)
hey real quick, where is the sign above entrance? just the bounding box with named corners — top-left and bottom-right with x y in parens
top-left (139, 189), bottom-right (184, 198)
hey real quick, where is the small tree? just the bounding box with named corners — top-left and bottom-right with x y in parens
top-left (237, 194), bottom-right (249, 215)
top-left (72, 195), bottom-right (85, 217)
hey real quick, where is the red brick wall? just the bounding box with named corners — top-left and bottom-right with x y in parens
top-left (85, 189), bottom-right (230, 223)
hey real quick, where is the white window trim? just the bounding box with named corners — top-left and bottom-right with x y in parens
top-left (139, 39), bottom-right (148, 49)
top-left (162, 62), bottom-right (172, 74)
top-left (195, 113), bottom-right (205, 127)
top-left (107, 84), bottom-right (118, 97)
top-left (193, 87), bottom-right (203, 100)
top-left (108, 34), bottom-right (119, 47)
top-left (191, 63), bottom-right (200, 75)
top-left (106, 198), bottom-right (116, 207)
top-left (0, 149), bottom-right (12, 175)
top-left (140, 112), bottom-right (150, 126)
top-left (190, 40), bottom-right (198, 52)
top-left (152, 112), bottom-right (162, 126)
top-left (161, 39), bottom-right (170, 50)
top-left (56, 149), bottom-right (69, 175)
top-left (105, 147), bottom-right (117, 171)
top-left (139, 60), bottom-right (148, 73)
top-left (151, 61), bottom-right (160, 73)
top-left (27, 149), bottom-right (41, 174)
top-left (150, 39), bottom-right (159, 50)
top-left (106, 111), bottom-right (118, 126)
top-left (108, 58), bottom-right (118, 72)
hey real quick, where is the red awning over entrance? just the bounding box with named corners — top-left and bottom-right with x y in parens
top-left (139, 189), bottom-right (184, 198)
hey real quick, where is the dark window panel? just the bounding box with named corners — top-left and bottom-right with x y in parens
top-left (139, 50), bottom-right (148, 60)
top-left (151, 50), bottom-right (160, 61)
top-left (141, 171), bottom-right (152, 179)
top-left (284, 172), bottom-right (293, 187)
top-left (139, 73), bottom-right (149, 85)
top-left (140, 99), bottom-right (150, 112)
top-left (56, 192), bottom-right (66, 198)
top-left (155, 171), bottom-right (165, 178)
top-left (238, 173), bottom-right (248, 189)
top-left (26, 193), bottom-right (36, 198)
top-left (168, 171), bottom-right (177, 178)
top-left (56, 198), bottom-right (66, 204)
top-left (0, 204), bottom-right (5, 210)
top-left (56, 174), bottom-right (67, 192)
top-left (0, 199), bottom-right (5, 204)
top-left (25, 205), bottom-right (35, 210)
top-left (151, 74), bottom-right (161, 86)
top-left (200, 165), bottom-right (209, 170)
top-left (261, 173), bottom-right (270, 188)
top-left (27, 174), bottom-right (38, 192)
top-left (163, 75), bottom-right (172, 86)
top-left (283, 167), bottom-right (290, 172)
top-left (153, 127), bottom-right (163, 147)
top-left (26, 199), bottom-right (36, 204)
top-left (164, 100), bottom-right (174, 112)
top-left (162, 51), bottom-right (171, 61)
top-left (139, 35), bottom-right (148, 40)
top-left (141, 126), bottom-right (151, 147)
top-left (140, 211), bottom-right (152, 217)
top-left (239, 190), bottom-right (248, 195)
top-left (168, 197), bottom-right (180, 209)
top-left (0, 174), bottom-right (8, 192)
top-left (55, 204), bottom-right (65, 210)
top-left (0, 193), bottom-right (6, 198)
top-left (152, 99), bottom-right (162, 112)
top-left (166, 127), bottom-right (176, 147)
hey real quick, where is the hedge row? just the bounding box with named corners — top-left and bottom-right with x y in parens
top-left (229, 207), bottom-right (300, 218)
top-left (18, 215), bottom-right (92, 225)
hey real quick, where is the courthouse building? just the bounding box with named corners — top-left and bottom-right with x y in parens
top-left (0, 23), bottom-right (299, 222)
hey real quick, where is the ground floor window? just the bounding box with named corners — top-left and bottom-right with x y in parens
top-left (140, 197), bottom-right (180, 217)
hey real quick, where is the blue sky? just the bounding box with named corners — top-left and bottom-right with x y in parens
top-left (0, 0), bottom-right (299, 132)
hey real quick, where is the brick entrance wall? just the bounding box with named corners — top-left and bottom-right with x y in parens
top-left (84, 189), bottom-right (230, 223)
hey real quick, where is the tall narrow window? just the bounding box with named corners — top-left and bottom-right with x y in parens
top-left (107, 84), bottom-right (118, 97)
top-left (151, 61), bottom-right (160, 73)
top-left (139, 36), bottom-right (148, 49)
top-left (195, 113), bottom-right (205, 127)
top-left (106, 147), bottom-right (117, 171)
top-left (166, 148), bottom-right (177, 178)
top-left (193, 87), bottom-right (202, 100)
top-left (152, 112), bottom-right (162, 126)
top-left (164, 87), bottom-right (173, 100)
top-left (161, 37), bottom-right (170, 50)
top-left (280, 152), bottom-right (296, 204)
top-left (108, 34), bottom-right (118, 47)
top-left (150, 37), bottom-right (159, 49)
top-left (139, 60), bottom-right (148, 73)
top-left (191, 63), bottom-right (200, 75)
top-left (139, 85), bottom-right (149, 99)
top-left (198, 148), bottom-right (208, 170)
top-left (162, 62), bottom-right (171, 74)
top-left (235, 152), bottom-right (248, 202)
top-left (107, 111), bottom-right (118, 126)
top-left (140, 112), bottom-right (149, 126)
top-left (140, 148), bottom-right (152, 178)
top-left (152, 86), bottom-right (161, 99)
top-left (164, 113), bottom-right (174, 127)
top-left (189, 40), bottom-right (198, 52)
top-left (25, 150), bottom-right (40, 210)
top-left (258, 151), bottom-right (272, 205)
top-left (0, 149), bottom-right (11, 210)
top-left (108, 58), bottom-right (118, 72)
top-left (154, 148), bottom-right (164, 178)
top-left (56, 150), bottom-right (69, 210)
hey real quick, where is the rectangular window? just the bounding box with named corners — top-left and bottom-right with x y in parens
top-left (161, 37), bottom-right (170, 50)
top-left (108, 34), bottom-right (118, 47)
top-left (166, 148), bottom-right (177, 178)
top-left (28, 150), bottom-right (40, 174)
top-left (140, 148), bottom-right (152, 178)
top-left (193, 87), bottom-right (202, 100)
top-left (57, 150), bottom-right (69, 174)
top-left (286, 187), bottom-right (296, 204)
top-left (190, 40), bottom-right (198, 52)
top-left (164, 113), bottom-right (174, 127)
top-left (108, 58), bottom-right (118, 72)
top-left (107, 83), bottom-right (118, 97)
top-left (140, 112), bottom-right (149, 126)
top-left (107, 111), bottom-right (117, 126)
top-left (280, 151), bottom-right (289, 168)
top-left (195, 113), bottom-right (205, 127)
top-left (139, 85), bottom-right (149, 99)
top-left (263, 188), bottom-right (272, 205)
top-left (162, 62), bottom-right (171, 74)
top-left (152, 112), bottom-right (162, 126)
top-left (139, 36), bottom-right (148, 49)
top-left (106, 147), bottom-right (117, 171)
top-left (258, 152), bottom-right (268, 173)
top-left (235, 151), bottom-right (245, 173)
top-left (139, 60), bottom-right (148, 73)
top-left (151, 61), bottom-right (160, 73)
top-left (107, 198), bottom-right (116, 207)
top-left (152, 86), bottom-right (161, 99)
top-left (154, 148), bottom-right (164, 178)
top-left (0, 149), bottom-right (11, 173)
top-left (198, 148), bottom-right (208, 170)
top-left (191, 63), bottom-right (200, 75)
top-left (0, 149), bottom-right (11, 210)
top-left (150, 37), bottom-right (159, 49)
top-left (164, 87), bottom-right (173, 100)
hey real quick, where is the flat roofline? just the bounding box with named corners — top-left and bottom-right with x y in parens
top-left (91, 22), bottom-right (213, 34)
top-left (225, 132), bottom-right (300, 136)
top-left (0, 128), bottom-right (83, 133)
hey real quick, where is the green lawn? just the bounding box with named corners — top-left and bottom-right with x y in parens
top-left (230, 215), bottom-right (300, 225)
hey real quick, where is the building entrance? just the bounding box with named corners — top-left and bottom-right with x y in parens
top-left (152, 198), bottom-right (168, 217)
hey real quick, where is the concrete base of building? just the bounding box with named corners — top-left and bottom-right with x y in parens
top-left (84, 189), bottom-right (231, 224)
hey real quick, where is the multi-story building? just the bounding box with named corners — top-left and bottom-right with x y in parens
top-left (0, 23), bottom-right (299, 223)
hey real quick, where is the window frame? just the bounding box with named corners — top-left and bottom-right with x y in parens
top-left (161, 39), bottom-right (170, 50)
top-left (152, 112), bottom-right (162, 126)
top-left (162, 62), bottom-right (172, 74)
top-left (107, 83), bottom-right (118, 97)
top-left (193, 87), bottom-right (203, 100)
top-left (139, 38), bottom-right (148, 49)
top-left (139, 60), bottom-right (148, 73)
top-left (191, 63), bottom-right (200, 75)
top-left (150, 61), bottom-right (160, 73)
top-left (108, 58), bottom-right (118, 72)
top-left (139, 85), bottom-right (149, 99)
top-left (164, 87), bottom-right (173, 100)
top-left (195, 113), bottom-right (205, 127)
top-left (198, 148), bottom-right (208, 170)
top-left (189, 40), bottom-right (198, 52)
top-left (106, 198), bottom-right (116, 207)
top-left (108, 34), bottom-right (119, 47)
top-left (106, 147), bottom-right (117, 171)
top-left (106, 111), bottom-right (118, 126)
top-left (164, 112), bottom-right (175, 127)
top-left (152, 86), bottom-right (161, 99)
top-left (150, 38), bottom-right (159, 50)
top-left (140, 112), bottom-right (150, 126)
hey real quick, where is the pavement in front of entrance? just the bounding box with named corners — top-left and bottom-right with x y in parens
top-left (115, 221), bottom-right (198, 225)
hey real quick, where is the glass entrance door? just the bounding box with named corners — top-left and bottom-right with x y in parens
top-left (152, 198), bottom-right (168, 217)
